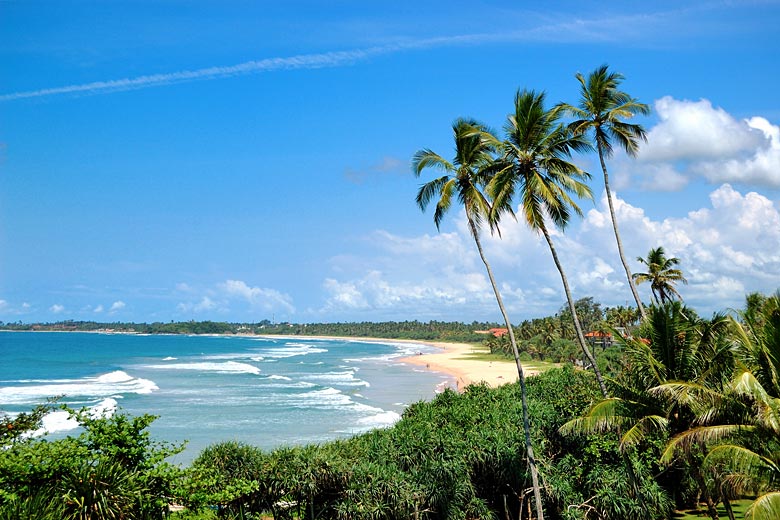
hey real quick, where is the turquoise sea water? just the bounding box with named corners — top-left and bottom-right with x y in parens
top-left (0, 332), bottom-right (451, 463)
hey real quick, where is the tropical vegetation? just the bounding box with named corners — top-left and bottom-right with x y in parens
top-left (633, 246), bottom-right (689, 304)
top-left (556, 65), bottom-right (651, 319)
top-left (413, 117), bottom-right (545, 518)
top-left (2, 65), bottom-right (776, 520)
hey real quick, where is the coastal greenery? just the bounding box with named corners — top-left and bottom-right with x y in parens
top-left (413, 115), bottom-right (546, 517)
top-left (0, 319), bottom-right (498, 343)
top-left (0, 405), bottom-right (183, 519)
top-left (2, 65), bottom-right (777, 519)
top-left (2, 291), bottom-right (779, 520)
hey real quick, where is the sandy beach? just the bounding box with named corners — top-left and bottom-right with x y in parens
top-left (398, 341), bottom-right (538, 390)
top-left (258, 334), bottom-right (534, 391)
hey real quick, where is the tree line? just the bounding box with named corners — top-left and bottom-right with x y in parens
top-left (1, 291), bottom-right (778, 519)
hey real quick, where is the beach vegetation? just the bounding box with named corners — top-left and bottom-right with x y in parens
top-left (489, 88), bottom-right (607, 398)
top-left (4, 291), bottom-right (780, 519)
top-left (0, 406), bottom-right (183, 519)
top-left (556, 65), bottom-right (651, 320)
top-left (633, 246), bottom-right (689, 305)
top-left (413, 117), bottom-right (545, 518)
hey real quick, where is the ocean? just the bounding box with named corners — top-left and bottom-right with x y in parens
top-left (0, 331), bottom-right (452, 463)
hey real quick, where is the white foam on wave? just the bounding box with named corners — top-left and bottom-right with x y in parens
top-left (303, 371), bottom-right (370, 387)
top-left (143, 361), bottom-right (261, 375)
top-left (162, 356), bottom-right (177, 361)
top-left (201, 353), bottom-right (254, 361)
top-left (28, 398), bottom-right (118, 438)
top-left (267, 374), bottom-right (292, 381)
top-left (344, 341), bottom-right (436, 364)
top-left (257, 344), bottom-right (328, 359)
top-left (286, 387), bottom-right (384, 414)
top-left (0, 371), bottom-right (158, 406)
top-left (354, 410), bottom-right (401, 429)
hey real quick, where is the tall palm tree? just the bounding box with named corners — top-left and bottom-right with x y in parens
top-left (557, 65), bottom-right (651, 320)
top-left (633, 246), bottom-right (688, 305)
top-left (490, 89), bottom-right (608, 399)
top-left (413, 118), bottom-right (545, 520)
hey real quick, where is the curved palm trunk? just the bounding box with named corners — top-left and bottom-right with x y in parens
top-left (539, 224), bottom-right (609, 398)
top-left (469, 218), bottom-right (544, 520)
top-left (597, 146), bottom-right (647, 321)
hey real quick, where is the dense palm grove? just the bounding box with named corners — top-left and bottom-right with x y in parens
top-left (2, 66), bottom-right (779, 519)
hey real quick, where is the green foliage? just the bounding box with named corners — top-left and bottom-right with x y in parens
top-left (0, 319), bottom-right (499, 342)
top-left (0, 407), bottom-right (183, 520)
top-left (178, 367), bottom-right (664, 520)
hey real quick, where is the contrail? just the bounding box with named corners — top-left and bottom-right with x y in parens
top-left (0, 8), bottom-right (681, 103)
top-left (0, 46), bottom-right (396, 102)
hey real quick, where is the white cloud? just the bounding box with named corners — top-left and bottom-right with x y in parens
top-left (217, 279), bottom-right (295, 314)
top-left (640, 97), bottom-right (766, 161)
top-left (0, 300), bottom-right (33, 317)
top-left (176, 280), bottom-right (295, 318)
top-left (693, 116), bottom-right (780, 187)
top-left (50, 304), bottom-right (65, 314)
top-left (632, 97), bottom-right (780, 190)
top-left (177, 296), bottom-right (218, 314)
top-left (319, 184), bottom-right (780, 320)
top-left (109, 301), bottom-right (126, 312)
top-left (94, 305), bottom-right (104, 313)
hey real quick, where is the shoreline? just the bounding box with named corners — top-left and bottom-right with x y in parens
top-left (1, 329), bottom-right (533, 392)
top-left (256, 334), bottom-right (533, 391)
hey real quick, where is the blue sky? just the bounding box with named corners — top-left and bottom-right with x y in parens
top-left (2, 1), bottom-right (779, 324)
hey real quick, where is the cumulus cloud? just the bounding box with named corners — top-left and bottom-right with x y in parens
top-left (50, 304), bottom-right (65, 314)
top-left (218, 280), bottom-right (295, 313)
top-left (176, 279), bottom-right (295, 319)
top-left (94, 305), bottom-right (104, 313)
top-left (109, 301), bottom-right (126, 313)
top-left (640, 97), bottom-right (767, 161)
top-left (319, 185), bottom-right (780, 320)
top-left (633, 97), bottom-right (780, 190)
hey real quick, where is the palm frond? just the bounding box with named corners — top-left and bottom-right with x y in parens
top-left (415, 175), bottom-right (451, 212)
top-left (432, 178), bottom-right (456, 229)
top-left (660, 425), bottom-right (748, 465)
top-left (559, 398), bottom-right (634, 435)
top-left (619, 415), bottom-right (669, 451)
top-left (412, 150), bottom-right (453, 177)
top-left (746, 491), bottom-right (780, 520)
top-left (707, 444), bottom-right (778, 493)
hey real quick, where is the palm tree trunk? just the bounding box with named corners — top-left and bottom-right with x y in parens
top-left (539, 224), bottom-right (608, 398)
top-left (469, 218), bottom-right (544, 520)
top-left (597, 145), bottom-right (647, 320)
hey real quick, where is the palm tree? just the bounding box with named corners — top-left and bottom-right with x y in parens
top-left (657, 293), bottom-right (780, 520)
top-left (560, 302), bottom-right (736, 519)
top-left (489, 89), bottom-right (608, 399)
top-left (413, 118), bottom-right (545, 519)
top-left (633, 246), bottom-right (688, 305)
top-left (557, 65), bottom-right (651, 320)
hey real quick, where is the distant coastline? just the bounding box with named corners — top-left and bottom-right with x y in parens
top-left (1, 323), bottom-right (527, 392)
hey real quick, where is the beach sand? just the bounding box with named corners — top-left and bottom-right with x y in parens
top-left (398, 341), bottom-right (538, 391)
top-left (258, 334), bottom-right (534, 391)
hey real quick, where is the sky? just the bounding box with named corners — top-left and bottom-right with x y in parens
top-left (1, 1), bottom-right (780, 324)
